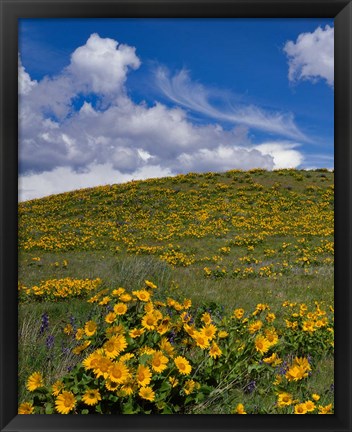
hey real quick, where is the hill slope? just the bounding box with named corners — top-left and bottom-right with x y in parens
top-left (18, 168), bottom-right (334, 413)
top-left (19, 168), bottom-right (334, 307)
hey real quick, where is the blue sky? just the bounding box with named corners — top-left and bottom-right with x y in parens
top-left (18, 18), bottom-right (334, 200)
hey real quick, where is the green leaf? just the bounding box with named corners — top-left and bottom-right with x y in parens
top-left (159, 381), bottom-right (171, 392)
top-left (122, 400), bottom-right (136, 414)
top-left (161, 404), bottom-right (174, 414)
top-left (45, 403), bottom-right (53, 414)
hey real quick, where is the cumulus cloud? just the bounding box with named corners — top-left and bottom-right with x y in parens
top-left (19, 163), bottom-right (173, 202)
top-left (19, 33), bottom-right (307, 200)
top-left (173, 146), bottom-right (273, 173)
top-left (69, 33), bottom-right (140, 95)
top-left (18, 56), bottom-right (37, 95)
top-left (284, 25), bottom-right (334, 86)
top-left (254, 141), bottom-right (304, 169)
top-left (156, 68), bottom-right (308, 141)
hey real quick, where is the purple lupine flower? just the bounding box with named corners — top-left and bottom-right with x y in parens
top-left (245, 380), bottom-right (256, 393)
top-left (69, 315), bottom-right (77, 333)
top-left (39, 313), bottom-right (49, 334)
top-left (278, 360), bottom-right (289, 375)
top-left (168, 329), bottom-right (176, 344)
top-left (61, 342), bottom-right (70, 356)
top-left (46, 334), bottom-right (54, 349)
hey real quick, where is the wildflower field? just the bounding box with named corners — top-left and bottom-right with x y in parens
top-left (18, 168), bottom-right (334, 414)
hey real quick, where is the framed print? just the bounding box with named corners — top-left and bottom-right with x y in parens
top-left (1, 0), bottom-right (351, 431)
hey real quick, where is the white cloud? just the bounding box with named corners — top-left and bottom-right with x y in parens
top-left (254, 141), bottom-right (304, 169)
top-left (284, 25), bottom-right (334, 86)
top-left (156, 68), bottom-right (308, 141)
top-left (19, 33), bottom-right (307, 200)
top-left (69, 33), bottom-right (140, 96)
top-left (18, 163), bottom-right (173, 202)
top-left (174, 145), bottom-right (273, 173)
top-left (18, 56), bottom-right (37, 95)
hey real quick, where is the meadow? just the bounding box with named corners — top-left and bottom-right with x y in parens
top-left (18, 168), bottom-right (334, 414)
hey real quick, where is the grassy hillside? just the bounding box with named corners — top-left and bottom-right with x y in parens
top-left (18, 168), bottom-right (334, 414)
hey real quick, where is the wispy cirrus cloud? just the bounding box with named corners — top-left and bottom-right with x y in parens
top-left (156, 67), bottom-right (309, 141)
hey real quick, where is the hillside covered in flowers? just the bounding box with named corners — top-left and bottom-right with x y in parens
top-left (18, 168), bottom-right (334, 414)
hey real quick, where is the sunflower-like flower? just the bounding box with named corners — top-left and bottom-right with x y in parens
top-left (254, 335), bottom-right (271, 355)
top-left (119, 293), bottom-right (132, 302)
top-left (84, 320), bottom-right (97, 337)
top-left (200, 324), bottom-right (217, 340)
top-left (106, 324), bottom-right (125, 337)
top-left (263, 352), bottom-right (282, 366)
top-left (99, 296), bottom-right (111, 306)
top-left (120, 353), bottom-right (134, 362)
top-left (112, 287), bottom-right (125, 296)
top-left (75, 328), bottom-right (85, 340)
top-left (82, 389), bottom-right (101, 406)
top-left (285, 365), bottom-right (309, 381)
top-left (159, 338), bottom-right (175, 357)
top-left (130, 328), bottom-right (145, 338)
top-left (184, 323), bottom-right (195, 337)
top-left (318, 403), bottom-right (333, 414)
top-left (174, 356), bottom-right (192, 375)
top-left (156, 318), bottom-right (171, 335)
top-left (145, 280), bottom-right (157, 289)
top-left (294, 403), bottom-right (308, 414)
top-left (139, 386), bottom-right (155, 401)
top-left (82, 351), bottom-right (102, 371)
top-left (141, 313), bottom-right (158, 330)
top-left (235, 403), bottom-right (247, 414)
top-left (113, 303), bottom-right (128, 315)
top-left (104, 335), bottom-right (128, 359)
top-left (119, 383), bottom-right (135, 396)
top-left (277, 392), bottom-right (293, 407)
top-left (105, 312), bottom-right (117, 324)
top-left (218, 330), bottom-right (229, 339)
top-left (109, 361), bottom-right (131, 384)
top-left (266, 312), bottom-right (276, 323)
top-left (63, 323), bottom-right (73, 335)
top-left (51, 380), bottom-right (65, 396)
top-left (72, 340), bottom-right (91, 355)
top-left (133, 290), bottom-right (151, 302)
top-left (55, 391), bottom-right (76, 414)
top-left (105, 379), bottom-right (120, 392)
top-left (93, 356), bottom-right (113, 379)
top-left (248, 320), bottom-right (263, 334)
top-left (169, 376), bottom-right (179, 387)
top-left (184, 379), bottom-right (197, 395)
top-left (294, 357), bottom-right (311, 371)
top-left (26, 372), bottom-right (44, 392)
top-left (136, 364), bottom-right (152, 387)
top-left (193, 331), bottom-right (210, 349)
top-left (151, 351), bottom-right (169, 373)
top-left (183, 298), bottom-right (192, 309)
top-left (201, 312), bottom-right (212, 325)
top-left (264, 328), bottom-right (279, 346)
top-left (18, 402), bottom-right (34, 414)
top-left (305, 400), bottom-right (316, 412)
top-left (233, 308), bottom-right (244, 320)
top-left (209, 342), bottom-right (222, 359)
top-left (302, 320), bottom-right (315, 332)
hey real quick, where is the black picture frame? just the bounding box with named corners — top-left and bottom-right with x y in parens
top-left (1, 1), bottom-right (351, 431)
